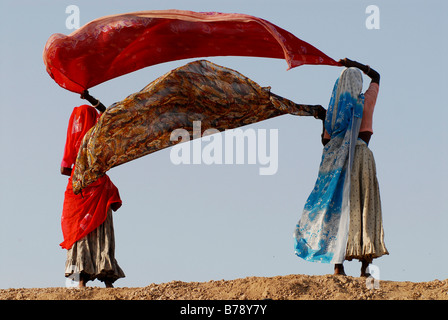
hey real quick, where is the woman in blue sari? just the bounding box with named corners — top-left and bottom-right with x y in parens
top-left (294, 58), bottom-right (388, 277)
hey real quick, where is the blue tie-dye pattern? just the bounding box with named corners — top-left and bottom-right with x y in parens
top-left (294, 75), bottom-right (364, 264)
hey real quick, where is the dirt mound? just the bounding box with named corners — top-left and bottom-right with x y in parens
top-left (1, 274), bottom-right (447, 300)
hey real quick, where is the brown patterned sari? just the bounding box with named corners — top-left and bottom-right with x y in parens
top-left (72, 59), bottom-right (324, 194)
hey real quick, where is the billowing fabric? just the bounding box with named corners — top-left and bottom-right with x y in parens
top-left (345, 140), bottom-right (388, 262)
top-left (71, 59), bottom-right (325, 195)
top-left (61, 105), bottom-right (122, 250)
top-left (294, 68), bottom-right (364, 264)
top-left (43, 9), bottom-right (340, 94)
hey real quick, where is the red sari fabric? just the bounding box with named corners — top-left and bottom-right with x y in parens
top-left (43, 9), bottom-right (341, 94)
top-left (60, 105), bottom-right (122, 250)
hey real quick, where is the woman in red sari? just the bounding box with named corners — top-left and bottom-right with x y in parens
top-left (60, 104), bottom-right (124, 288)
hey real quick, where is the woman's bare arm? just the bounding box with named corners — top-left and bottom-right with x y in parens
top-left (61, 167), bottom-right (72, 176)
top-left (338, 58), bottom-right (380, 84)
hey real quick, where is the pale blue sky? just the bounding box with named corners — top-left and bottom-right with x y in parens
top-left (0, 0), bottom-right (447, 289)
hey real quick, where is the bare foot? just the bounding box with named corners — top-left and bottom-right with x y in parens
top-left (78, 278), bottom-right (87, 288)
top-left (334, 264), bottom-right (346, 276)
top-left (360, 259), bottom-right (371, 277)
top-left (105, 280), bottom-right (114, 288)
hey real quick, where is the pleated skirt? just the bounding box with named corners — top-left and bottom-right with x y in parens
top-left (345, 141), bottom-right (389, 262)
top-left (64, 208), bottom-right (125, 283)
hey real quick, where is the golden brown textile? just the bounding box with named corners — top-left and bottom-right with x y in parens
top-left (345, 140), bottom-right (388, 262)
top-left (72, 60), bottom-right (324, 194)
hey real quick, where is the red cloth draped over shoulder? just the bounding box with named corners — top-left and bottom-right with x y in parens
top-left (60, 105), bottom-right (122, 250)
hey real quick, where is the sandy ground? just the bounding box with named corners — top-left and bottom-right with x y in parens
top-left (1, 274), bottom-right (447, 300)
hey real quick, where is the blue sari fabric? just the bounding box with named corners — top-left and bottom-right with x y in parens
top-left (294, 68), bottom-right (364, 264)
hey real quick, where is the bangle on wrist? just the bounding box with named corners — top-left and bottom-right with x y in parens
top-left (364, 65), bottom-right (371, 75)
